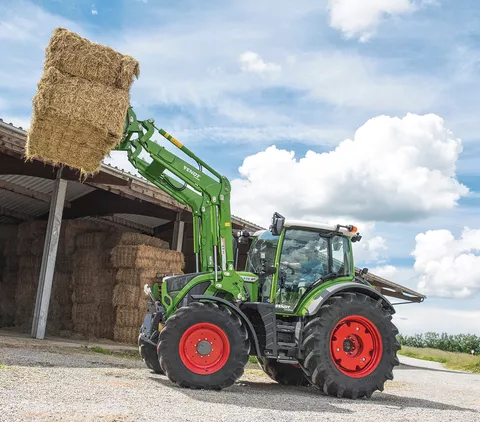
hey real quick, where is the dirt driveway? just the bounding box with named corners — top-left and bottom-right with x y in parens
top-left (0, 334), bottom-right (479, 421)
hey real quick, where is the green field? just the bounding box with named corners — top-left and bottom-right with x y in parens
top-left (398, 346), bottom-right (480, 373)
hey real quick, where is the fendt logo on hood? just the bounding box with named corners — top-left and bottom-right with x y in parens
top-left (184, 166), bottom-right (200, 180)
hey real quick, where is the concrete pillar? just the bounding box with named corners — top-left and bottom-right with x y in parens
top-left (31, 169), bottom-right (67, 339)
top-left (172, 213), bottom-right (185, 252)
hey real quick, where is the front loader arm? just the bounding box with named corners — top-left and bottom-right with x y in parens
top-left (115, 107), bottom-right (245, 301)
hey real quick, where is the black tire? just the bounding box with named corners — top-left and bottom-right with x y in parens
top-left (138, 334), bottom-right (164, 375)
top-left (258, 357), bottom-right (310, 386)
top-left (158, 301), bottom-right (250, 390)
top-left (300, 292), bottom-right (400, 399)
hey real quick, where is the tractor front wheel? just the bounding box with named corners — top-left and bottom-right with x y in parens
top-left (300, 292), bottom-right (400, 399)
top-left (158, 301), bottom-right (250, 390)
top-left (258, 358), bottom-right (310, 386)
top-left (138, 334), bottom-right (164, 374)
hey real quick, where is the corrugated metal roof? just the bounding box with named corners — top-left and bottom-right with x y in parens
top-left (115, 213), bottom-right (169, 228)
top-left (0, 118), bottom-right (264, 231)
top-left (0, 175), bottom-right (95, 218)
top-left (0, 187), bottom-right (50, 216)
top-left (0, 216), bottom-right (19, 225)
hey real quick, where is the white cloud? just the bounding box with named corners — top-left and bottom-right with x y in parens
top-left (327, 0), bottom-right (416, 41)
top-left (231, 113), bottom-right (468, 226)
top-left (239, 51), bottom-right (281, 75)
top-left (174, 125), bottom-right (350, 147)
top-left (368, 264), bottom-right (398, 278)
top-left (91, 5), bottom-right (98, 15)
top-left (412, 228), bottom-right (480, 299)
top-left (393, 304), bottom-right (480, 336)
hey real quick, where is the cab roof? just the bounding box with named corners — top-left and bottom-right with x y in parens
top-left (253, 220), bottom-right (359, 238)
top-left (284, 220), bottom-right (358, 237)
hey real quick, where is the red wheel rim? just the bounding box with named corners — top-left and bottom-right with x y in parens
top-left (330, 315), bottom-right (382, 378)
top-left (179, 323), bottom-right (230, 375)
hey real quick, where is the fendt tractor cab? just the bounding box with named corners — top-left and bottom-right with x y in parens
top-left (119, 108), bottom-right (403, 399)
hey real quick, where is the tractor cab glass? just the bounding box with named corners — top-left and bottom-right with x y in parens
top-left (276, 228), bottom-right (351, 312)
top-left (245, 231), bottom-right (279, 302)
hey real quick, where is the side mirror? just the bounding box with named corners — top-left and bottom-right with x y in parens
top-left (270, 212), bottom-right (285, 236)
top-left (361, 267), bottom-right (368, 275)
top-left (264, 266), bottom-right (277, 276)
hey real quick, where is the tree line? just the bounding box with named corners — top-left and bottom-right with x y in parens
top-left (397, 332), bottom-right (480, 355)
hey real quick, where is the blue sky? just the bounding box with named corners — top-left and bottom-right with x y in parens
top-left (1, 0), bottom-right (480, 334)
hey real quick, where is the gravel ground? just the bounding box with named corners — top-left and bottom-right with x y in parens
top-left (0, 337), bottom-right (479, 422)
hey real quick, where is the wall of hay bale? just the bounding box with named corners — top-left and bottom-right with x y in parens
top-left (0, 220), bottom-right (184, 345)
top-left (0, 225), bottom-right (19, 327)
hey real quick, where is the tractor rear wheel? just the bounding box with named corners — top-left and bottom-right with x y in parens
top-left (158, 301), bottom-right (250, 390)
top-left (300, 292), bottom-right (400, 399)
top-left (258, 358), bottom-right (310, 386)
top-left (138, 334), bottom-right (164, 374)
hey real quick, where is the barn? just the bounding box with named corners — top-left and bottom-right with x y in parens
top-left (0, 118), bottom-right (262, 343)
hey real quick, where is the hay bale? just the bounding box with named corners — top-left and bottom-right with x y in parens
top-left (72, 303), bottom-right (99, 322)
top-left (110, 245), bottom-right (184, 270)
top-left (75, 232), bottom-right (108, 250)
top-left (26, 27), bottom-right (139, 175)
top-left (64, 220), bottom-right (117, 254)
top-left (73, 249), bottom-right (111, 269)
top-left (55, 253), bottom-right (72, 273)
top-left (44, 28), bottom-right (139, 90)
top-left (113, 326), bottom-right (139, 345)
top-left (27, 68), bottom-right (130, 174)
top-left (112, 283), bottom-right (142, 307)
top-left (0, 277), bottom-right (16, 327)
top-left (4, 253), bottom-right (19, 270)
top-left (72, 281), bottom-right (113, 305)
top-left (1, 270), bottom-right (18, 288)
top-left (111, 232), bottom-right (169, 249)
top-left (16, 221), bottom-right (48, 256)
top-left (96, 304), bottom-right (115, 340)
top-left (115, 306), bottom-right (143, 328)
top-left (32, 67), bottom-right (130, 137)
top-left (0, 225), bottom-right (18, 241)
top-left (17, 221), bottom-right (47, 240)
top-left (72, 268), bottom-right (116, 286)
top-left (114, 268), bottom-right (159, 286)
top-left (18, 255), bottom-right (43, 269)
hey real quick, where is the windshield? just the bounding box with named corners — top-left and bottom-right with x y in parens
top-left (246, 231), bottom-right (279, 302)
top-left (277, 228), bottom-right (351, 312)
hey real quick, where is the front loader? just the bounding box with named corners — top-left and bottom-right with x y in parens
top-left (118, 108), bottom-right (401, 399)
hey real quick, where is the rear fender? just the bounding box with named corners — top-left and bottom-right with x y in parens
top-left (305, 282), bottom-right (395, 316)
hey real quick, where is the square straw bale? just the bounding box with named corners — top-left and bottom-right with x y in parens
top-left (110, 245), bottom-right (184, 270)
top-left (44, 28), bottom-right (139, 90)
top-left (26, 68), bottom-right (130, 174)
top-left (110, 232), bottom-right (170, 249)
top-left (114, 268), bottom-right (159, 286)
top-left (26, 27), bottom-right (139, 175)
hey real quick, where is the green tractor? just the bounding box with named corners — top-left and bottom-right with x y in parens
top-left (119, 108), bottom-right (401, 399)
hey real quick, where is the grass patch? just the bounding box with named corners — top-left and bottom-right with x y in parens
top-left (0, 364), bottom-right (6, 369)
top-left (249, 356), bottom-right (258, 364)
top-left (90, 346), bottom-right (113, 355)
top-left (398, 346), bottom-right (480, 373)
top-left (88, 346), bottom-right (140, 361)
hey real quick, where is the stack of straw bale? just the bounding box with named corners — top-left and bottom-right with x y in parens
top-left (71, 231), bottom-right (117, 340)
top-left (110, 234), bottom-right (184, 344)
top-left (0, 226), bottom-right (19, 327)
top-left (11, 220), bottom-right (117, 335)
top-left (26, 27), bottom-right (140, 175)
top-left (14, 221), bottom-right (48, 331)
